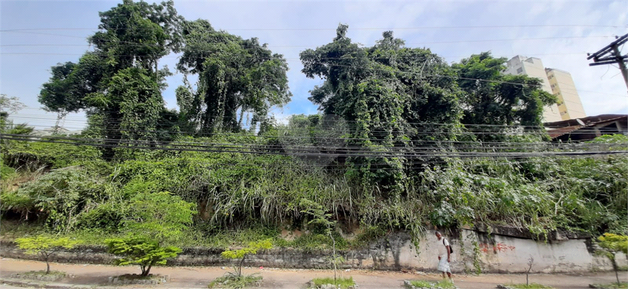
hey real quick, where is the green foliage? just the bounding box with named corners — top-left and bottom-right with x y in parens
top-left (16, 235), bottom-right (80, 274)
top-left (454, 52), bottom-right (556, 128)
top-left (505, 284), bottom-right (555, 289)
top-left (597, 233), bottom-right (628, 285)
top-left (208, 274), bottom-right (262, 289)
top-left (2, 141), bottom-right (103, 171)
top-left (300, 198), bottom-right (345, 280)
top-left (310, 277), bottom-right (355, 289)
top-left (221, 239), bottom-right (273, 260)
top-left (177, 19), bottom-right (291, 135)
top-left (1, 168), bottom-right (117, 232)
top-left (301, 26), bottom-right (463, 192)
top-left (407, 280), bottom-right (456, 289)
top-left (106, 237), bottom-right (181, 277)
top-left (122, 191), bottom-right (196, 243)
top-left (599, 233), bottom-right (628, 255)
top-left (221, 239), bottom-right (272, 277)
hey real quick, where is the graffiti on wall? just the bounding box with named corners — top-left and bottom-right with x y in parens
top-left (479, 243), bottom-right (515, 254)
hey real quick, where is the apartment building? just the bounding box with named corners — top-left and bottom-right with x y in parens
top-left (504, 55), bottom-right (586, 122)
top-left (545, 68), bottom-right (586, 120)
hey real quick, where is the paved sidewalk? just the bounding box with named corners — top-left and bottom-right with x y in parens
top-left (1, 258), bottom-right (626, 289)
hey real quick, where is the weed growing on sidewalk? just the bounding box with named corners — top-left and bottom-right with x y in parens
top-left (498, 284), bottom-right (555, 289)
top-left (310, 276), bottom-right (356, 289)
top-left (405, 280), bottom-right (456, 289)
top-left (208, 274), bottom-right (262, 289)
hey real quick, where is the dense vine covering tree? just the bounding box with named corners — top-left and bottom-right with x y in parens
top-left (300, 25), bottom-right (463, 192)
top-left (176, 20), bottom-right (292, 135)
top-left (38, 0), bottom-right (184, 159)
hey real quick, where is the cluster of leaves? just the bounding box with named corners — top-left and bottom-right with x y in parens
top-left (105, 237), bottom-right (182, 276)
top-left (406, 280), bottom-right (456, 289)
top-left (597, 233), bottom-right (628, 285)
top-left (208, 274), bottom-right (263, 289)
top-left (15, 236), bottom-right (80, 274)
top-left (310, 277), bottom-right (356, 289)
top-left (221, 239), bottom-right (272, 277)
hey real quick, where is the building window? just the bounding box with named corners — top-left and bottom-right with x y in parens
top-left (517, 67), bottom-right (523, 74)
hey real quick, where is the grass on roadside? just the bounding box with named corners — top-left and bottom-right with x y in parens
top-left (310, 277), bottom-right (355, 289)
top-left (208, 274), bottom-right (262, 289)
top-left (406, 280), bottom-right (456, 289)
top-left (504, 284), bottom-right (555, 289)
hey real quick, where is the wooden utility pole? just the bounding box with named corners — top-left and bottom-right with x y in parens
top-left (587, 33), bottom-right (628, 92)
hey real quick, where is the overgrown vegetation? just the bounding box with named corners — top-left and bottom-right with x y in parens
top-left (1, 0), bottom-right (627, 268)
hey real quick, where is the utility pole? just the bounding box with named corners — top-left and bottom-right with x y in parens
top-left (587, 33), bottom-right (628, 92)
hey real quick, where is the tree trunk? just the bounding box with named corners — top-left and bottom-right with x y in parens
top-left (238, 256), bottom-right (246, 277)
top-left (144, 264), bottom-right (152, 277)
top-left (43, 253), bottom-right (50, 274)
top-left (612, 259), bottom-right (620, 285)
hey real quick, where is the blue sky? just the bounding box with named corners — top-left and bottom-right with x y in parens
top-left (1, 0), bottom-right (627, 131)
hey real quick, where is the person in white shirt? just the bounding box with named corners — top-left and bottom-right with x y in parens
top-left (435, 231), bottom-right (453, 282)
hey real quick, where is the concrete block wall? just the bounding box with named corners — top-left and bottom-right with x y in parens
top-left (1, 228), bottom-right (625, 273)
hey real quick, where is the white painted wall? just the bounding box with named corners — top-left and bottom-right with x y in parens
top-left (365, 230), bottom-right (627, 273)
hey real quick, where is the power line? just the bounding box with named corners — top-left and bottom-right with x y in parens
top-left (0, 35), bottom-right (615, 49)
top-left (2, 24), bottom-right (624, 33)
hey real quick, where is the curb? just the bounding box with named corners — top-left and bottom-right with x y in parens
top-left (0, 277), bottom-right (97, 288)
top-left (0, 277), bottom-right (208, 289)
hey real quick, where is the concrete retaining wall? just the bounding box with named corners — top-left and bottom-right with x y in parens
top-left (1, 228), bottom-right (625, 273)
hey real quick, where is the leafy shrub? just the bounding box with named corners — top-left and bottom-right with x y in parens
top-left (75, 202), bottom-right (123, 232)
top-left (1, 168), bottom-right (115, 232)
top-left (3, 141), bottom-right (102, 171)
top-left (597, 233), bottom-right (628, 286)
top-left (221, 239), bottom-right (272, 277)
top-left (16, 236), bottom-right (80, 274)
top-left (1, 168), bottom-right (117, 232)
top-left (122, 191), bottom-right (196, 243)
top-left (106, 237), bottom-right (181, 276)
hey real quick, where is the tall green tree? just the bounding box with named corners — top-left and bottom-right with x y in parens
top-left (177, 20), bottom-right (292, 135)
top-left (38, 0), bottom-right (184, 159)
top-left (38, 62), bottom-right (84, 131)
top-left (453, 52), bottom-right (556, 139)
top-left (300, 26), bottom-right (463, 192)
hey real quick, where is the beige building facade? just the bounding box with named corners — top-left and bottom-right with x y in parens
top-left (504, 56), bottom-right (585, 122)
top-left (545, 68), bottom-right (586, 120)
